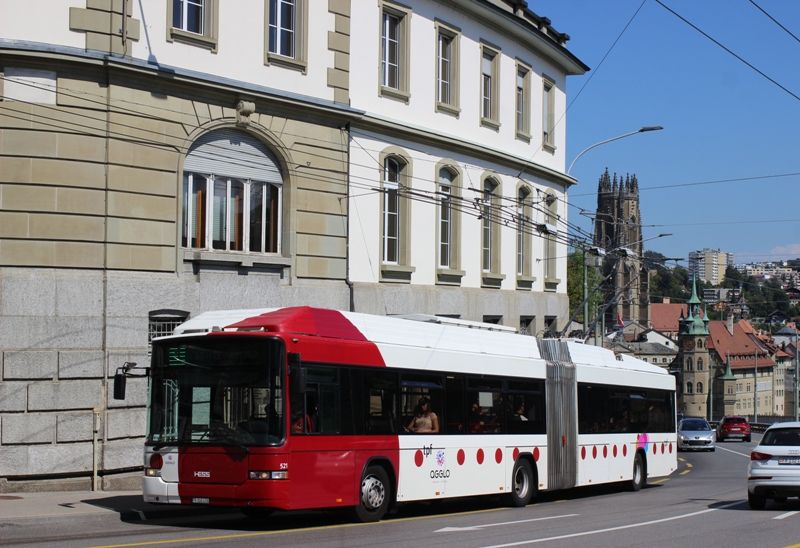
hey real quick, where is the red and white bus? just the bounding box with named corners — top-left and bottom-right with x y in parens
top-left (114, 306), bottom-right (676, 521)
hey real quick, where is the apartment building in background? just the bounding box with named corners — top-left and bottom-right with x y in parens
top-left (688, 248), bottom-right (733, 286)
top-left (0, 0), bottom-right (586, 488)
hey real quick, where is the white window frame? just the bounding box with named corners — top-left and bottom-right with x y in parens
top-left (168, 0), bottom-right (218, 50)
top-left (515, 62), bottom-right (531, 140)
top-left (183, 172), bottom-right (281, 254)
top-left (435, 22), bottom-right (460, 114)
top-left (542, 76), bottom-right (555, 150)
top-left (382, 157), bottom-right (401, 264)
top-left (480, 44), bottom-right (500, 128)
top-left (265, 0), bottom-right (307, 70)
top-left (379, 2), bottom-right (410, 100)
top-left (438, 169), bottom-right (454, 269)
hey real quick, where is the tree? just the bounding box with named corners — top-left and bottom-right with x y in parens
top-left (567, 250), bottom-right (605, 328)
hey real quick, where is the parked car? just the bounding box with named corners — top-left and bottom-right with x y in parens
top-left (716, 415), bottom-right (751, 442)
top-left (677, 418), bottom-right (715, 451)
top-left (747, 422), bottom-right (800, 509)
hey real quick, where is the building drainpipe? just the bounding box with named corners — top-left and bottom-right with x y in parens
top-left (343, 122), bottom-right (354, 312)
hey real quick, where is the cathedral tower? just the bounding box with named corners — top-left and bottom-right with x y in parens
top-left (593, 169), bottom-right (650, 325)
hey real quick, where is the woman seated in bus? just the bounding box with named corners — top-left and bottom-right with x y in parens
top-left (469, 402), bottom-right (485, 433)
top-left (405, 397), bottom-right (439, 433)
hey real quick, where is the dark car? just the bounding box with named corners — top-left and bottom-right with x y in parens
top-left (717, 415), bottom-right (751, 442)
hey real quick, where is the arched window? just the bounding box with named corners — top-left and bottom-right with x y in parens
top-left (383, 156), bottom-right (402, 264)
top-left (516, 186), bottom-right (532, 279)
top-left (697, 338), bottom-right (704, 349)
top-left (182, 129), bottom-right (282, 253)
top-left (686, 357), bottom-right (693, 371)
top-left (437, 166), bottom-right (460, 269)
top-left (697, 382), bottom-right (703, 394)
top-left (481, 177), bottom-right (500, 274)
top-left (379, 151), bottom-right (411, 272)
top-left (686, 382), bottom-right (693, 394)
top-left (543, 192), bottom-right (557, 281)
top-left (697, 358), bottom-right (704, 371)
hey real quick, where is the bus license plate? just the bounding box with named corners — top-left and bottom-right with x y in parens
top-left (192, 497), bottom-right (210, 504)
top-left (778, 457), bottom-right (800, 465)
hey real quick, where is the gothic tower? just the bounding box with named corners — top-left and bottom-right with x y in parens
top-left (677, 277), bottom-right (712, 418)
top-left (593, 169), bottom-right (650, 325)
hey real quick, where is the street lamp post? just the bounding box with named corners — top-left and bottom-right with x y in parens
top-left (566, 126), bottom-right (664, 177)
top-left (567, 126), bottom-right (663, 344)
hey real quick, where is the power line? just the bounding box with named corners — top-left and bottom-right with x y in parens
top-left (654, 0), bottom-right (800, 103)
top-left (747, 0), bottom-right (800, 46)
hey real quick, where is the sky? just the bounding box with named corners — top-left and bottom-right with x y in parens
top-left (532, 0), bottom-right (800, 265)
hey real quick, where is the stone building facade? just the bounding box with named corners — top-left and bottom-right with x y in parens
top-left (0, 0), bottom-right (586, 489)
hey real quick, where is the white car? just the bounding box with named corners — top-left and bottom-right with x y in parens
top-left (747, 422), bottom-right (800, 509)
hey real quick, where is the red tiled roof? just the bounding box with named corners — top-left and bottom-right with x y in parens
top-left (707, 319), bottom-right (776, 370)
top-left (649, 303), bottom-right (687, 333)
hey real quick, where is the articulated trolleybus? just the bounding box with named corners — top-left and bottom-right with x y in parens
top-left (114, 306), bottom-right (676, 521)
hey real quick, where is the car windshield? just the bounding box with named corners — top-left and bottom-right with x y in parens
top-left (761, 428), bottom-right (800, 446)
top-left (681, 419), bottom-right (710, 431)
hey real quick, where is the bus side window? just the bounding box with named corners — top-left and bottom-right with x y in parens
top-left (354, 368), bottom-right (398, 435)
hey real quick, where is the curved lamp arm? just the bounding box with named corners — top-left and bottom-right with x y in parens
top-left (567, 126), bottom-right (663, 176)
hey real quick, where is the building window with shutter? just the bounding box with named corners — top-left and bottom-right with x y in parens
top-left (181, 129), bottom-right (282, 254)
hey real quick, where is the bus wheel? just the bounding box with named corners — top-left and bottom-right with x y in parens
top-left (509, 459), bottom-right (535, 507)
top-left (630, 452), bottom-right (646, 491)
top-left (354, 465), bottom-right (390, 522)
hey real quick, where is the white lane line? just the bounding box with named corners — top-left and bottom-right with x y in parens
top-left (715, 445), bottom-right (751, 458)
top-left (481, 502), bottom-right (741, 547)
top-left (775, 511), bottom-right (799, 520)
top-left (436, 514), bottom-right (578, 533)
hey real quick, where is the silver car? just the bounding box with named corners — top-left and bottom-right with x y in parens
top-left (747, 422), bottom-right (800, 509)
top-left (677, 418), bottom-right (715, 452)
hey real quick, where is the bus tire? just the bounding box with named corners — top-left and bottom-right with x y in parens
top-left (353, 465), bottom-right (391, 522)
top-left (509, 459), bottom-right (535, 507)
top-left (630, 452), bottom-right (646, 492)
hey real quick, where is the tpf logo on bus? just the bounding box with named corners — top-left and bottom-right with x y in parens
top-left (421, 445), bottom-right (450, 479)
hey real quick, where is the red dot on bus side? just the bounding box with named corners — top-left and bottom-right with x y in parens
top-left (652, 443), bottom-right (657, 454)
top-left (592, 446), bottom-right (597, 459)
top-left (477, 448), bottom-right (485, 464)
top-left (513, 448), bottom-right (520, 461)
top-left (669, 443), bottom-right (673, 453)
top-left (495, 448), bottom-right (503, 464)
top-left (613, 444), bottom-right (618, 457)
top-left (415, 450), bottom-right (424, 467)
top-left (603, 445), bottom-right (608, 458)
top-left (661, 442), bottom-right (665, 454)
top-left (457, 449), bottom-right (465, 465)
top-left (533, 447), bottom-right (540, 462)
top-left (581, 446), bottom-right (586, 460)
top-left (623, 444), bottom-right (628, 457)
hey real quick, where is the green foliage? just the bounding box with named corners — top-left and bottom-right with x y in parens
top-left (567, 250), bottom-right (605, 325)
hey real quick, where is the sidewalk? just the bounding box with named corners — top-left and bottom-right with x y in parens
top-left (0, 490), bottom-right (241, 522)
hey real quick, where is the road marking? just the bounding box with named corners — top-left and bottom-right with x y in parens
top-left (649, 478), bottom-right (669, 485)
top-left (435, 513), bottom-right (578, 533)
top-left (90, 505), bottom-right (508, 547)
top-left (716, 445), bottom-right (750, 458)
top-left (774, 511), bottom-right (799, 520)
top-left (482, 501), bottom-right (741, 547)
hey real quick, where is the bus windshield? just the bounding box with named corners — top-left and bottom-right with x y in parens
top-left (147, 336), bottom-right (284, 447)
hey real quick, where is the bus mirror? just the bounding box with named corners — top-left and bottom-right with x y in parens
top-left (113, 372), bottom-right (127, 400)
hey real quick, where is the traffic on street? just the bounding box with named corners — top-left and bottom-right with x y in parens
top-left (3, 434), bottom-right (800, 548)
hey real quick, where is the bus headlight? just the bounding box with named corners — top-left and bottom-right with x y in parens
top-left (249, 470), bottom-right (288, 480)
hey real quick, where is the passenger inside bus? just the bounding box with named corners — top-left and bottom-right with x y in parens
top-left (469, 402), bottom-right (485, 433)
top-left (292, 397), bottom-right (318, 434)
top-left (405, 397), bottom-right (439, 433)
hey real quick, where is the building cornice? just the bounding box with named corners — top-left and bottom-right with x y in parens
top-left (1, 40), bottom-right (575, 188)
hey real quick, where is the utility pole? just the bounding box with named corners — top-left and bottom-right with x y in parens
top-left (795, 327), bottom-right (799, 421)
top-left (754, 348), bottom-right (758, 423)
